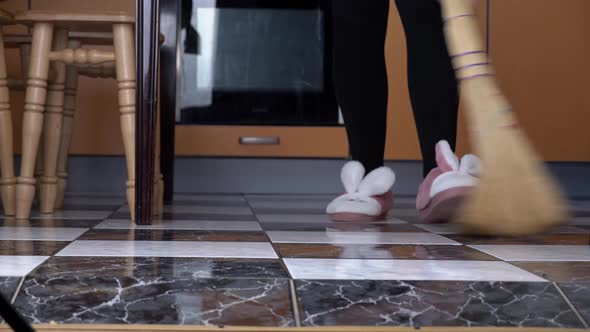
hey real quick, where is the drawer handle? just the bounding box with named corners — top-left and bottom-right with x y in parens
top-left (239, 136), bottom-right (280, 145)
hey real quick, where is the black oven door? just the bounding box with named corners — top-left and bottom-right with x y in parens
top-left (177, 0), bottom-right (339, 126)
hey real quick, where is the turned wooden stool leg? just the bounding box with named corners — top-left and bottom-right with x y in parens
top-left (16, 23), bottom-right (54, 220)
top-left (0, 31), bottom-right (16, 216)
top-left (55, 40), bottom-right (80, 209)
top-left (39, 28), bottom-right (68, 214)
top-left (113, 23), bottom-right (136, 221)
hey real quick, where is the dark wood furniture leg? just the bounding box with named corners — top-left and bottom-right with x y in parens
top-left (135, 0), bottom-right (160, 225)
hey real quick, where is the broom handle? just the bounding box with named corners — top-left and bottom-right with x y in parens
top-left (439, 0), bottom-right (513, 122)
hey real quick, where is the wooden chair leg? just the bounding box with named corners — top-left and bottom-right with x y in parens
top-left (16, 22), bottom-right (54, 220)
top-left (55, 40), bottom-right (80, 210)
top-left (0, 31), bottom-right (16, 216)
top-left (39, 28), bottom-right (68, 214)
top-left (113, 23), bottom-right (136, 221)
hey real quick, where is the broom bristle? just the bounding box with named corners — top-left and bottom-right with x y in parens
top-left (456, 79), bottom-right (570, 236)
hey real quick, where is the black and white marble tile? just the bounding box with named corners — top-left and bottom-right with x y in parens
top-left (117, 205), bottom-right (253, 215)
top-left (261, 223), bottom-right (422, 232)
top-left (416, 224), bottom-right (590, 235)
top-left (57, 240), bottom-right (278, 259)
top-left (284, 258), bottom-right (545, 281)
top-left (174, 194), bottom-right (247, 203)
top-left (30, 257), bottom-right (288, 279)
top-left (0, 277), bottom-right (20, 300)
top-left (447, 234), bottom-right (590, 245)
top-left (109, 212), bottom-right (257, 221)
top-left (275, 244), bottom-right (497, 260)
top-left (267, 231), bottom-right (459, 245)
top-left (470, 245), bottom-right (590, 262)
top-left (30, 210), bottom-right (113, 220)
top-left (95, 219), bottom-right (262, 231)
top-left (78, 229), bottom-right (268, 242)
top-left (0, 218), bottom-right (104, 228)
top-left (0, 256), bottom-right (49, 276)
top-left (61, 204), bottom-right (121, 211)
top-left (0, 241), bottom-right (71, 256)
top-left (513, 262), bottom-right (590, 283)
top-left (558, 283), bottom-right (590, 325)
top-left (296, 280), bottom-right (583, 328)
top-left (0, 227), bottom-right (88, 241)
top-left (14, 276), bottom-right (294, 326)
top-left (256, 214), bottom-right (406, 224)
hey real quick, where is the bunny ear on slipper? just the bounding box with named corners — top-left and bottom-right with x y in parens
top-left (341, 161), bottom-right (365, 194)
top-left (357, 166), bottom-right (396, 196)
top-left (435, 140), bottom-right (459, 172)
top-left (459, 154), bottom-right (482, 177)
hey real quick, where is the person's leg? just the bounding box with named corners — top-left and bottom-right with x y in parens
top-left (331, 0), bottom-right (390, 174)
top-left (395, 0), bottom-right (459, 177)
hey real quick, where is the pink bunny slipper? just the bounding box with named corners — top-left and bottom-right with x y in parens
top-left (327, 161), bottom-right (396, 222)
top-left (417, 140), bottom-right (482, 223)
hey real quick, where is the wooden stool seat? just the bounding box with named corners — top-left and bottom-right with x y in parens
top-left (15, 11), bottom-right (134, 32)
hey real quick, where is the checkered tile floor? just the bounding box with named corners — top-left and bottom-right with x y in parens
top-left (1, 193), bottom-right (590, 328)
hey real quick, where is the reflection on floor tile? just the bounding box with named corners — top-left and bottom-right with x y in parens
top-left (514, 262), bottom-right (590, 283)
top-left (267, 231), bottom-right (459, 245)
top-left (30, 210), bottom-right (112, 220)
top-left (117, 205), bottom-right (253, 215)
top-left (257, 214), bottom-right (406, 224)
top-left (471, 245), bottom-right (590, 261)
top-left (275, 244), bottom-right (497, 260)
top-left (261, 223), bottom-right (421, 232)
top-left (0, 277), bottom-right (19, 300)
top-left (284, 259), bottom-right (545, 281)
top-left (559, 283), bottom-right (590, 325)
top-left (296, 280), bottom-right (582, 328)
top-left (14, 277), bottom-right (293, 326)
top-left (0, 218), bottom-right (103, 228)
top-left (57, 240), bottom-right (278, 259)
top-left (0, 256), bottom-right (49, 276)
top-left (448, 234), bottom-right (590, 245)
top-left (31, 257), bottom-right (288, 279)
top-left (417, 224), bottom-right (590, 235)
top-left (79, 229), bottom-right (268, 242)
top-left (0, 241), bottom-right (70, 256)
top-left (0, 227), bottom-right (87, 241)
top-left (109, 212), bottom-right (257, 222)
top-left (95, 219), bottom-right (262, 231)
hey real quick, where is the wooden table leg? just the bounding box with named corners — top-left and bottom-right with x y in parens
top-left (135, 0), bottom-right (160, 225)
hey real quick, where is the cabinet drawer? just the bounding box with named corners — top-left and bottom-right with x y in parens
top-left (175, 125), bottom-right (349, 158)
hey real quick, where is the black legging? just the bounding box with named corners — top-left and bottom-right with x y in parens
top-left (332, 0), bottom-right (459, 177)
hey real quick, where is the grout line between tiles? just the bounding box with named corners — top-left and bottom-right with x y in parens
top-left (553, 282), bottom-right (589, 329)
top-left (288, 279), bottom-right (302, 327)
top-left (10, 277), bottom-right (25, 304)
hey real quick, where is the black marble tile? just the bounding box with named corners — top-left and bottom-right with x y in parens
top-left (30, 257), bottom-right (288, 279)
top-left (0, 219), bottom-right (103, 228)
top-left (78, 229), bottom-right (268, 242)
top-left (261, 223), bottom-right (424, 232)
top-left (0, 277), bottom-right (20, 300)
top-left (0, 241), bottom-right (71, 256)
top-left (513, 262), bottom-right (590, 283)
top-left (296, 280), bottom-right (583, 328)
top-left (110, 212), bottom-right (257, 221)
top-left (559, 283), bottom-right (590, 325)
top-left (14, 276), bottom-right (293, 326)
top-left (446, 234), bottom-right (590, 245)
top-left (275, 244), bottom-right (497, 260)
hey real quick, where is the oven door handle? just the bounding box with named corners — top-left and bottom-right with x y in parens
top-left (239, 136), bottom-right (281, 145)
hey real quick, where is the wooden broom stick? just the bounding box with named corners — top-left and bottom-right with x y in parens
top-left (439, 0), bottom-right (569, 235)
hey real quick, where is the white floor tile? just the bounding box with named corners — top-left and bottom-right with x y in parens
top-left (470, 245), bottom-right (590, 262)
top-left (95, 219), bottom-right (262, 231)
top-left (0, 256), bottom-right (49, 276)
top-left (267, 231), bottom-right (459, 245)
top-left (283, 258), bottom-right (546, 282)
top-left (57, 240), bottom-right (278, 259)
top-left (0, 227), bottom-right (88, 241)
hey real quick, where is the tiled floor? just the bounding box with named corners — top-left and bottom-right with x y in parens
top-left (1, 193), bottom-right (590, 328)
